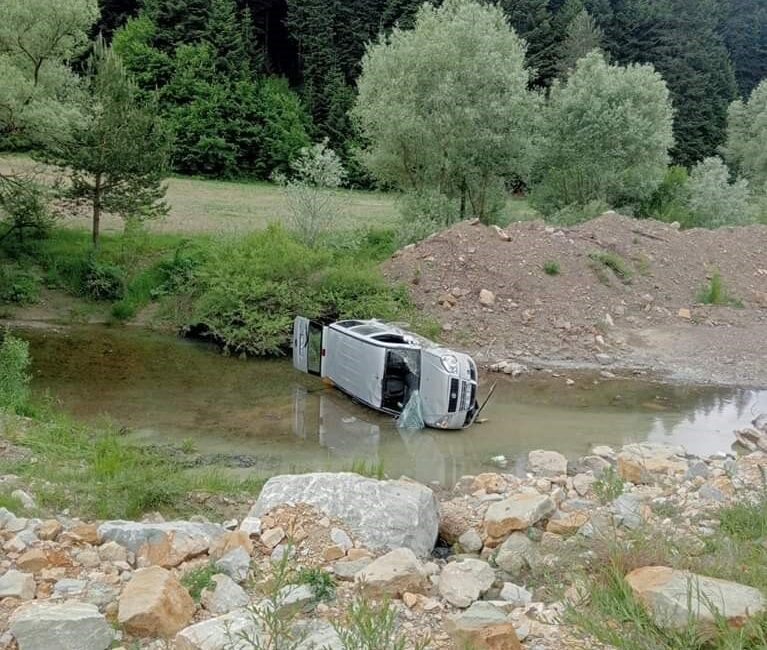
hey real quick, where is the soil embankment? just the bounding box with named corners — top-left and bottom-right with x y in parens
top-left (384, 212), bottom-right (767, 386)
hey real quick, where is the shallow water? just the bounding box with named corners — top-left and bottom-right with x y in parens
top-left (20, 325), bottom-right (767, 486)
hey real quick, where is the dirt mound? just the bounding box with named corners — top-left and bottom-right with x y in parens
top-left (384, 212), bottom-right (767, 383)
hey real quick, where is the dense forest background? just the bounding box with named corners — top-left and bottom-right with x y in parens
top-left (81, 0), bottom-right (766, 182)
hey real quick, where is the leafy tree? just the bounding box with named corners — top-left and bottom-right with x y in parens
top-left (354, 0), bottom-right (537, 223)
top-left (50, 38), bottom-right (172, 246)
top-left (686, 157), bottom-right (753, 228)
top-left (558, 9), bottom-right (604, 76)
top-left (722, 80), bottom-right (767, 192)
top-left (530, 51), bottom-right (674, 214)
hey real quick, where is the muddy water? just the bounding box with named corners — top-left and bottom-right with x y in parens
top-left (20, 325), bottom-right (767, 486)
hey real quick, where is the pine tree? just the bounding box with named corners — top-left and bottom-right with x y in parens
top-left (722, 0), bottom-right (767, 98)
top-left (143, 0), bottom-right (211, 52)
top-left (558, 8), bottom-right (604, 76)
top-left (204, 0), bottom-right (248, 77)
top-left (499, 0), bottom-right (559, 88)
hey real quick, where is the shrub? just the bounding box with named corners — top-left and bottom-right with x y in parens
top-left (544, 199), bottom-right (610, 226)
top-left (696, 272), bottom-right (741, 306)
top-left (543, 260), bottom-right (560, 276)
top-left (638, 165), bottom-right (693, 224)
top-left (295, 567), bottom-right (335, 602)
top-left (80, 259), bottom-right (125, 300)
top-left (398, 190), bottom-right (460, 245)
top-left (685, 157), bottom-right (754, 228)
top-left (593, 466), bottom-right (624, 504)
top-left (0, 266), bottom-right (39, 304)
top-left (589, 251), bottom-right (633, 282)
top-left (181, 564), bottom-right (216, 602)
top-left (0, 178), bottom-right (54, 243)
top-left (0, 331), bottom-right (31, 413)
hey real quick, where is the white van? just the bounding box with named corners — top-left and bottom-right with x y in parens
top-left (292, 317), bottom-right (479, 429)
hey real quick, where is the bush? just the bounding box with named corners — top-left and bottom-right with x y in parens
top-left (638, 165), bottom-right (693, 224)
top-left (0, 331), bottom-right (31, 413)
top-left (0, 177), bottom-right (54, 243)
top-left (80, 259), bottom-right (125, 300)
top-left (685, 157), bottom-right (754, 228)
top-left (589, 250), bottom-right (633, 283)
top-left (696, 272), bottom-right (741, 306)
top-left (0, 266), bottom-right (39, 304)
top-left (543, 260), bottom-right (560, 276)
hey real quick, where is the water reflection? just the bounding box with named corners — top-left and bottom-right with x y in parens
top-left (16, 324), bottom-right (767, 486)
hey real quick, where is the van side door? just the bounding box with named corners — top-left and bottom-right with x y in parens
top-left (292, 316), bottom-right (323, 376)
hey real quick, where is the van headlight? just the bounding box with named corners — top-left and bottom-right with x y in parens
top-left (440, 354), bottom-right (459, 374)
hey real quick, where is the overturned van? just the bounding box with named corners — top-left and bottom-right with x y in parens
top-left (292, 317), bottom-right (479, 430)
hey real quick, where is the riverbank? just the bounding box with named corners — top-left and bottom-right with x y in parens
top-left (2, 410), bottom-right (767, 650)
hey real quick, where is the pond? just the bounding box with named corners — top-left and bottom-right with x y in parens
top-left (19, 324), bottom-right (767, 486)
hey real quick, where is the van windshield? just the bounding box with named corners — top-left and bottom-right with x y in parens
top-left (381, 348), bottom-right (421, 413)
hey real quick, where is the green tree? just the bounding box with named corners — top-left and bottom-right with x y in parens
top-left (558, 9), bottom-right (604, 76)
top-left (50, 38), bottom-right (171, 246)
top-left (111, 14), bottom-right (174, 92)
top-left (686, 157), bottom-right (754, 227)
top-left (354, 0), bottom-right (537, 223)
top-left (203, 0), bottom-right (247, 77)
top-left (499, 0), bottom-right (559, 88)
top-left (530, 51), bottom-right (674, 214)
top-left (143, 0), bottom-right (210, 52)
top-left (722, 0), bottom-right (767, 98)
top-left (722, 80), bottom-right (767, 192)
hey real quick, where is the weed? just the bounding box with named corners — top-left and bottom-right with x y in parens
top-left (0, 490), bottom-right (25, 514)
top-left (347, 458), bottom-right (386, 479)
top-left (696, 272), bottom-right (742, 307)
top-left (0, 330), bottom-right (31, 413)
top-left (543, 260), bottom-right (561, 276)
top-left (593, 466), bottom-right (624, 504)
top-left (589, 250), bottom-right (633, 282)
top-left (181, 564), bottom-right (216, 602)
top-left (180, 438), bottom-right (197, 454)
top-left (0, 266), bottom-right (39, 304)
top-left (295, 567), bottom-right (335, 602)
top-left (650, 500), bottom-right (681, 519)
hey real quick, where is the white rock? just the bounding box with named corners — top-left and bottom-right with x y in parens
top-left (439, 559), bottom-right (495, 608)
top-left (499, 582), bottom-right (532, 606)
top-left (479, 289), bottom-right (496, 307)
top-left (0, 570), bottom-right (35, 600)
top-left (10, 601), bottom-right (113, 650)
top-left (238, 517), bottom-right (261, 537)
top-left (354, 548), bottom-right (429, 596)
top-left (174, 609), bottom-right (260, 650)
top-left (11, 490), bottom-right (36, 510)
top-left (330, 528), bottom-right (352, 551)
top-left (214, 547), bottom-right (250, 582)
top-left (202, 575), bottom-right (249, 615)
top-left (527, 450), bottom-right (568, 477)
top-left (458, 529), bottom-right (483, 553)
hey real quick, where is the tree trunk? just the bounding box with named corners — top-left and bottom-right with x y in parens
top-left (92, 174), bottom-right (102, 248)
top-left (459, 182), bottom-right (467, 221)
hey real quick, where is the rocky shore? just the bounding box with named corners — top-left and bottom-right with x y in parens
top-left (2, 420), bottom-right (767, 650)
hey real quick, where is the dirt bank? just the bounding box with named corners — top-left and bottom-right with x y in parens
top-left (384, 213), bottom-right (767, 387)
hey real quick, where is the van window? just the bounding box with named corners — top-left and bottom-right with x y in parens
top-left (372, 334), bottom-right (407, 344)
top-left (336, 320), bottom-right (363, 328)
top-left (350, 325), bottom-right (384, 336)
top-left (381, 349), bottom-right (421, 413)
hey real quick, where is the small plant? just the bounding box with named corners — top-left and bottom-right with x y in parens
top-left (347, 458), bottom-right (386, 479)
top-left (543, 260), bottom-right (561, 276)
top-left (0, 490), bottom-right (25, 514)
top-left (696, 272), bottom-right (741, 307)
top-left (180, 438), bottom-right (197, 454)
top-left (333, 590), bottom-right (430, 650)
top-left (181, 564), bottom-right (216, 602)
top-left (0, 266), bottom-right (40, 304)
top-left (0, 331), bottom-right (31, 414)
top-left (295, 567), bottom-right (335, 602)
top-left (589, 250), bottom-right (633, 282)
top-left (593, 465), bottom-right (624, 504)
top-left (81, 259), bottom-right (125, 300)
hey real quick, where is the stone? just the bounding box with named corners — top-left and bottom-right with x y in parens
top-left (98, 540), bottom-right (129, 563)
top-left (260, 527), bottom-right (285, 549)
top-left (592, 445), bottom-right (615, 458)
top-left (11, 490), bottom-right (35, 510)
top-left (471, 473), bottom-right (506, 494)
top-left (445, 601), bottom-right (522, 650)
top-left (251, 473), bottom-right (439, 556)
top-left (354, 547), bottom-right (429, 596)
top-left (484, 493), bottom-right (555, 538)
top-left (274, 584), bottom-right (315, 614)
top-left (53, 578), bottom-right (87, 597)
top-left (626, 566), bottom-right (766, 629)
top-left (734, 428), bottom-right (767, 453)
top-left (202, 575), bottom-right (249, 615)
top-left (613, 494), bottom-right (644, 530)
top-left (546, 510), bottom-right (589, 536)
top-left (118, 566), bottom-right (195, 637)
top-left (209, 531), bottom-right (253, 559)
top-left (677, 308), bottom-right (692, 320)
top-left (499, 582), bottom-right (532, 606)
top-left (238, 517), bottom-right (261, 537)
top-left (439, 559), bottom-right (495, 608)
top-left (333, 557), bottom-right (372, 581)
top-left (572, 473), bottom-right (597, 496)
top-left (527, 450), bottom-right (568, 477)
top-left (458, 529), bottom-right (483, 553)
top-left (76, 549), bottom-right (101, 568)
top-left (494, 533), bottom-right (535, 575)
top-left (322, 545), bottom-right (346, 562)
top-left (16, 548), bottom-right (49, 573)
top-left (330, 527), bottom-right (353, 551)
top-left (10, 601), bottom-right (113, 650)
top-left (174, 610), bottom-right (260, 650)
top-left (491, 225), bottom-right (511, 242)
top-left (214, 546), bottom-right (251, 582)
top-left (38, 519), bottom-right (63, 541)
top-left (617, 443), bottom-right (689, 484)
top-left (0, 570), bottom-right (35, 600)
top-left (98, 520), bottom-right (225, 568)
top-left (479, 289), bottom-right (496, 307)
top-left (440, 498), bottom-right (480, 544)
top-left (294, 619), bottom-right (343, 650)
top-left (69, 522), bottom-right (99, 545)
top-left (686, 461), bottom-right (710, 480)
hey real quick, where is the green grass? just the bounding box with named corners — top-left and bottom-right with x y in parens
top-left (346, 458), bottom-right (386, 480)
top-left (295, 567), bottom-right (336, 602)
top-left (181, 564), bottom-right (216, 602)
top-left (589, 250), bottom-right (633, 283)
top-left (0, 490), bottom-right (25, 514)
top-left (543, 260), bottom-right (561, 276)
top-left (696, 272), bottom-right (742, 307)
top-left (593, 465), bottom-right (624, 504)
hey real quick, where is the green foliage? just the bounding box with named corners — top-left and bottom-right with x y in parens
top-left (354, 0), bottom-right (537, 223)
top-left (0, 331), bottom-right (31, 414)
top-left (181, 564), bottom-right (216, 601)
top-left (696, 272), bottom-right (741, 307)
top-left (558, 9), bottom-right (604, 77)
top-left (638, 166), bottom-right (692, 224)
top-left (295, 567), bottom-right (335, 602)
top-left (80, 259), bottom-right (125, 301)
top-left (0, 490), bottom-right (25, 514)
top-left (592, 465), bottom-right (624, 504)
top-left (543, 260), bottom-right (560, 276)
top-left (347, 458), bottom-right (386, 480)
top-left (723, 80), bottom-right (767, 193)
top-left (686, 157), bottom-right (754, 228)
top-left (722, 0), bottom-right (767, 99)
top-left (0, 267), bottom-right (39, 305)
top-left (531, 52), bottom-right (674, 215)
top-left (0, 178), bottom-right (54, 243)
top-left (588, 250), bottom-right (633, 283)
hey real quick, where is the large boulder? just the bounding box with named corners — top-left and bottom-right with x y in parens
top-left (10, 601), bottom-right (113, 650)
top-left (445, 601), bottom-right (522, 650)
top-left (483, 493), bottom-right (555, 539)
top-left (439, 559), bottom-right (496, 608)
top-left (118, 566), bottom-right (196, 637)
top-left (250, 473), bottom-right (439, 556)
top-left (617, 444), bottom-right (688, 484)
top-left (98, 520), bottom-right (225, 568)
top-left (174, 610), bottom-right (259, 650)
top-left (527, 450), bottom-right (568, 477)
top-left (626, 566), bottom-right (766, 629)
top-left (202, 575), bottom-right (250, 615)
top-left (354, 547), bottom-right (429, 596)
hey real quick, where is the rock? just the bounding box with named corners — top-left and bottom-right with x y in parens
top-left (440, 498), bottom-right (481, 544)
top-left (238, 517), bottom-right (261, 537)
top-left (754, 414), bottom-right (767, 433)
top-left (294, 619), bottom-right (343, 650)
top-left (572, 473), bottom-right (597, 496)
top-left (479, 289), bottom-right (496, 307)
top-left (202, 575), bottom-right (249, 615)
top-left (38, 519), bottom-right (63, 541)
top-left (68, 522), bottom-right (99, 545)
top-left (591, 445), bottom-right (615, 459)
top-left (98, 521), bottom-right (225, 568)
top-left (330, 527), bottom-right (353, 551)
top-left (458, 529), bottom-right (483, 553)
top-left (484, 493), bottom-right (555, 538)
top-left (617, 443), bottom-right (689, 484)
top-left (0, 570), bottom-right (35, 600)
top-left (209, 531), bottom-right (253, 559)
top-left (11, 489), bottom-right (35, 510)
top-left (734, 428), bottom-right (767, 453)
top-left (438, 292), bottom-right (458, 308)
top-left (626, 566), bottom-right (765, 629)
top-left (274, 584), bottom-right (315, 614)
top-left (251, 473), bottom-right (439, 556)
top-left (445, 601), bottom-right (522, 650)
top-left (677, 308), bottom-right (692, 320)
top-left (333, 557), bottom-right (372, 581)
top-left (174, 610), bottom-right (259, 650)
top-left (260, 527), bottom-right (285, 549)
top-left (354, 547), bottom-right (428, 596)
top-left (686, 461), bottom-right (710, 480)
top-left (494, 533), bottom-right (535, 575)
top-left (16, 548), bottom-right (49, 573)
top-left (439, 558), bottom-right (495, 608)
top-left (118, 566), bottom-right (195, 637)
top-left (322, 545), bottom-right (346, 562)
top-left (10, 601), bottom-right (113, 650)
top-left (546, 510), bottom-right (589, 536)
top-left (53, 578), bottom-right (87, 597)
top-left (499, 582), bottom-right (532, 606)
top-left (98, 540), bottom-right (129, 563)
top-left (214, 546), bottom-right (251, 582)
top-left (491, 225), bottom-right (511, 242)
top-left (471, 473), bottom-right (506, 494)
top-left (613, 494), bottom-right (644, 529)
top-left (527, 450), bottom-right (568, 477)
